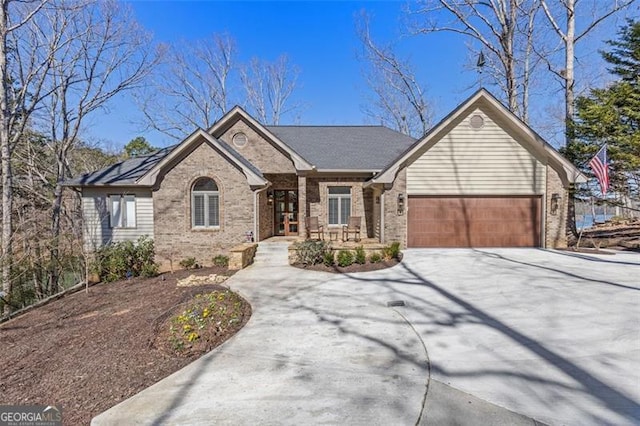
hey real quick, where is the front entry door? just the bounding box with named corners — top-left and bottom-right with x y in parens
top-left (274, 190), bottom-right (298, 236)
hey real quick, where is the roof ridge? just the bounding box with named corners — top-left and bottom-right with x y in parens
top-left (268, 125), bottom-right (386, 127)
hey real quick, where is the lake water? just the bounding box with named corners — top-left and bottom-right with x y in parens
top-left (576, 214), bottom-right (614, 230)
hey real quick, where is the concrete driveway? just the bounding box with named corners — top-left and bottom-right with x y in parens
top-left (94, 245), bottom-right (639, 426)
top-left (376, 248), bottom-right (640, 426)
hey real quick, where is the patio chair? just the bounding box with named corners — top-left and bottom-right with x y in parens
top-left (342, 216), bottom-right (361, 242)
top-left (305, 216), bottom-right (324, 240)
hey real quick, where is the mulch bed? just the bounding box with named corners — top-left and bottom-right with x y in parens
top-left (0, 267), bottom-right (251, 426)
top-left (293, 258), bottom-right (400, 273)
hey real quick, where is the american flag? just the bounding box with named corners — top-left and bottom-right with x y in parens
top-left (589, 144), bottom-right (609, 196)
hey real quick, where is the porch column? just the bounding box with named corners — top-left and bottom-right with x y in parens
top-left (298, 175), bottom-right (306, 238)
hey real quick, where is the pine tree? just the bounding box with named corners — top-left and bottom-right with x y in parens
top-left (567, 20), bottom-right (640, 200)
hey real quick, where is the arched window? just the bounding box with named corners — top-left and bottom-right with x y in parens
top-left (192, 177), bottom-right (219, 228)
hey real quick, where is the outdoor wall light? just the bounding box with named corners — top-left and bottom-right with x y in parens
top-left (267, 190), bottom-right (274, 205)
top-left (551, 193), bottom-right (561, 215)
top-left (397, 193), bottom-right (405, 215)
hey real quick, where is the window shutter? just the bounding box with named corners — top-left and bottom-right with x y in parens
top-left (208, 195), bottom-right (219, 227)
top-left (110, 196), bottom-right (121, 228)
top-left (340, 197), bottom-right (351, 225)
top-left (193, 194), bottom-right (205, 227)
top-left (124, 195), bottom-right (136, 228)
top-left (328, 198), bottom-right (338, 225)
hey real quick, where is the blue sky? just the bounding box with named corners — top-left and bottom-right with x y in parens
top-left (88, 1), bottom-right (629, 151)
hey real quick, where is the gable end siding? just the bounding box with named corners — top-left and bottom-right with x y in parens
top-left (407, 107), bottom-right (546, 195)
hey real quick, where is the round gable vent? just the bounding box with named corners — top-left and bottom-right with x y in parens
top-left (232, 132), bottom-right (248, 148)
top-left (469, 114), bottom-right (485, 129)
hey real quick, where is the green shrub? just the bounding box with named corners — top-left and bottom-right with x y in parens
top-left (293, 240), bottom-right (332, 265)
top-left (354, 246), bottom-right (366, 264)
top-left (382, 242), bottom-right (401, 261)
top-left (179, 257), bottom-right (197, 269)
top-left (323, 251), bottom-right (335, 266)
top-left (212, 255), bottom-right (229, 267)
top-left (337, 250), bottom-right (354, 267)
top-left (91, 236), bottom-right (158, 282)
top-left (369, 252), bottom-right (382, 263)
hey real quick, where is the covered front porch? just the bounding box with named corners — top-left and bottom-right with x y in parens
top-left (255, 173), bottom-right (383, 244)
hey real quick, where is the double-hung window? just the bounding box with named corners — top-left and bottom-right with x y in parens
top-left (192, 178), bottom-right (220, 228)
top-left (328, 186), bottom-right (351, 226)
top-left (109, 195), bottom-right (136, 228)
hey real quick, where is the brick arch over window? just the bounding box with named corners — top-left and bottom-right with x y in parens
top-left (191, 177), bottom-right (220, 228)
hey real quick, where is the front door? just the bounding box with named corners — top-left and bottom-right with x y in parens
top-left (274, 190), bottom-right (298, 236)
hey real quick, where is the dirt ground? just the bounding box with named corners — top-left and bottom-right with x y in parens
top-left (0, 267), bottom-right (251, 425)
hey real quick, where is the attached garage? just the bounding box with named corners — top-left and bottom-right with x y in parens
top-left (407, 196), bottom-right (542, 248)
top-left (369, 89), bottom-right (586, 249)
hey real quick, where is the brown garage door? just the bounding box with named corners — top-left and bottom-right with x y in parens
top-left (408, 196), bottom-right (542, 248)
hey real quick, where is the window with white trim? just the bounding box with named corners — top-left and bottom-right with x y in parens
top-left (192, 177), bottom-right (220, 228)
top-left (109, 194), bottom-right (136, 228)
top-left (328, 186), bottom-right (351, 226)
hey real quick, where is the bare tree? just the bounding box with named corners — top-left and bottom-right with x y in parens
top-left (538, 0), bottom-right (636, 141)
top-left (1, 0), bottom-right (53, 314)
top-left (138, 33), bottom-right (234, 139)
top-left (240, 55), bottom-right (301, 125)
top-left (357, 13), bottom-right (431, 138)
top-left (409, 0), bottom-right (546, 122)
top-left (31, 0), bottom-right (157, 293)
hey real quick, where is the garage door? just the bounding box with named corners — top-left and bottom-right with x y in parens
top-left (408, 196), bottom-right (542, 247)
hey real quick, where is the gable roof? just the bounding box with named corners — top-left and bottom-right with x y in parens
top-left (136, 129), bottom-right (268, 187)
top-left (266, 126), bottom-right (416, 171)
top-left (208, 106), bottom-right (314, 171)
top-left (62, 145), bottom-right (177, 186)
top-left (368, 88), bottom-right (587, 186)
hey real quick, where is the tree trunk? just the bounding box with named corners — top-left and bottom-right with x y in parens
top-left (565, 0), bottom-right (576, 140)
top-left (0, 0), bottom-right (12, 315)
top-left (48, 154), bottom-right (65, 295)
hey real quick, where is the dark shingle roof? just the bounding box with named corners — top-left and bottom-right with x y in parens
top-left (64, 125), bottom-right (415, 187)
top-left (266, 126), bottom-right (416, 170)
top-left (63, 145), bottom-right (177, 186)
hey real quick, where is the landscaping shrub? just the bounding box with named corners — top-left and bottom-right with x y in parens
top-left (369, 252), bottom-right (382, 263)
top-left (169, 290), bottom-right (246, 353)
top-left (323, 251), bottom-right (335, 267)
top-left (336, 250), bottom-right (354, 267)
top-left (179, 257), bottom-right (197, 269)
top-left (91, 236), bottom-right (158, 282)
top-left (293, 240), bottom-right (332, 265)
top-left (212, 254), bottom-right (229, 267)
top-left (382, 242), bottom-right (401, 261)
top-left (354, 246), bottom-right (366, 264)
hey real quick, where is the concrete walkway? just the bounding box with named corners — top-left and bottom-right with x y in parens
top-left (92, 245), bottom-right (635, 425)
top-left (93, 242), bottom-right (430, 425)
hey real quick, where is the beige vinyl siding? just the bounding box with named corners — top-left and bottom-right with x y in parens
top-left (407, 108), bottom-right (546, 195)
top-left (82, 187), bottom-right (154, 250)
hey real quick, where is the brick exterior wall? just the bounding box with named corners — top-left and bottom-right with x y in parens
top-left (153, 141), bottom-right (254, 271)
top-left (306, 177), bottom-right (374, 238)
top-left (382, 168), bottom-right (407, 247)
top-left (218, 120), bottom-right (296, 174)
top-left (298, 175), bottom-right (307, 238)
top-left (545, 165), bottom-right (569, 248)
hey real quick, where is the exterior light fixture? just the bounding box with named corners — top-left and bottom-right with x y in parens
top-left (397, 193), bottom-right (405, 215)
top-left (267, 190), bottom-right (274, 205)
top-left (551, 193), bottom-right (561, 215)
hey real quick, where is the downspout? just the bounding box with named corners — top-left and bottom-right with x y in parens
top-left (253, 184), bottom-right (271, 243)
top-left (380, 191), bottom-right (385, 244)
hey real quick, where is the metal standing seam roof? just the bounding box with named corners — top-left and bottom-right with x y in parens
top-left (266, 125), bottom-right (416, 170)
top-left (62, 145), bottom-right (178, 186)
